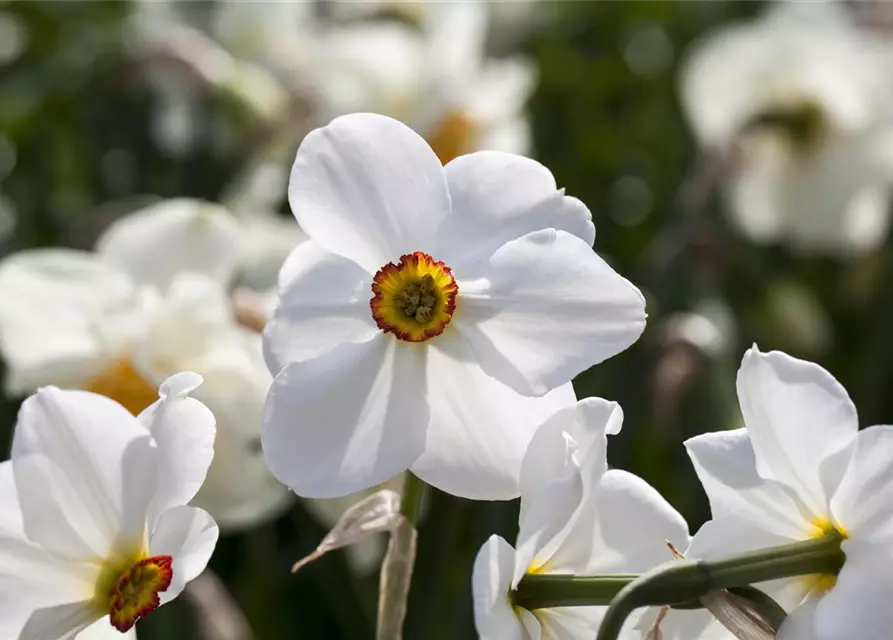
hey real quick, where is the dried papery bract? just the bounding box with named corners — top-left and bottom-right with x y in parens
top-left (700, 590), bottom-right (779, 640)
top-left (291, 490), bottom-right (418, 640)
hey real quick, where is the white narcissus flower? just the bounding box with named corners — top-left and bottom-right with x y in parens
top-left (315, 1), bottom-right (535, 164)
top-left (686, 345), bottom-right (893, 640)
top-left (0, 200), bottom-right (292, 530)
top-left (0, 374), bottom-right (219, 639)
top-left (262, 113), bottom-right (646, 500)
top-left (472, 399), bottom-right (693, 639)
top-left (680, 3), bottom-right (893, 256)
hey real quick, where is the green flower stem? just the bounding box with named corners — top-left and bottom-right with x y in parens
top-left (399, 472), bottom-right (427, 525)
top-left (512, 532), bottom-right (845, 640)
top-left (594, 532), bottom-right (844, 640)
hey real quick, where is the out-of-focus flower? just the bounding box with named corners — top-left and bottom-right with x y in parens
top-left (472, 399), bottom-right (697, 639)
top-left (681, 3), bottom-right (893, 256)
top-left (314, 1), bottom-right (536, 163)
top-left (0, 374), bottom-right (219, 638)
top-left (262, 113), bottom-right (646, 500)
top-left (0, 200), bottom-right (291, 531)
top-left (686, 346), bottom-right (893, 640)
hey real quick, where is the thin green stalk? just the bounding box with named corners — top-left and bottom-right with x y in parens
top-left (594, 532), bottom-right (845, 640)
top-left (399, 472), bottom-right (427, 525)
top-left (512, 532), bottom-right (844, 638)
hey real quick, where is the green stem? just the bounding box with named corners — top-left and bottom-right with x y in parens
top-left (399, 472), bottom-right (427, 525)
top-left (594, 532), bottom-right (844, 640)
top-left (512, 532), bottom-right (844, 636)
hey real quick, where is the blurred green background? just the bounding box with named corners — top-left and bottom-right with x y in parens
top-left (3, 1), bottom-right (891, 638)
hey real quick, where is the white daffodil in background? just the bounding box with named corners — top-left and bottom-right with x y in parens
top-left (472, 398), bottom-right (694, 639)
top-left (680, 3), bottom-right (893, 256)
top-left (0, 374), bottom-right (218, 638)
top-left (0, 199), bottom-right (292, 531)
top-left (262, 113), bottom-right (646, 500)
top-left (314, 1), bottom-right (536, 164)
top-left (685, 346), bottom-right (893, 640)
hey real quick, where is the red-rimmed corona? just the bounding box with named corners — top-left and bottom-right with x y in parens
top-left (370, 251), bottom-right (458, 342)
top-left (102, 554), bottom-right (174, 631)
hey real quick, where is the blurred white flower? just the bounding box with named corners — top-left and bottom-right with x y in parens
top-left (0, 374), bottom-right (218, 638)
top-left (473, 399), bottom-right (699, 639)
top-left (0, 200), bottom-right (292, 531)
top-left (681, 3), bottom-right (893, 256)
top-left (314, 1), bottom-right (536, 163)
top-left (686, 346), bottom-right (893, 640)
top-left (262, 113), bottom-right (645, 500)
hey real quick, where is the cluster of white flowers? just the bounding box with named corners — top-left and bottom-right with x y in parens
top-left (680, 3), bottom-right (893, 256)
top-left (4, 2), bottom-right (893, 637)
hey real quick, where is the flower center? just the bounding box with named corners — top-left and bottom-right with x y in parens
top-left (83, 359), bottom-right (157, 416)
top-left (370, 252), bottom-right (458, 342)
top-left (744, 99), bottom-right (828, 152)
top-left (427, 110), bottom-right (477, 165)
top-left (95, 553), bottom-right (173, 632)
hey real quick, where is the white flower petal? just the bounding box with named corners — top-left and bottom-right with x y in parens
top-left (736, 346), bottom-right (858, 516)
top-left (0, 466), bottom-right (96, 639)
top-left (552, 470), bottom-right (689, 575)
top-left (456, 229), bottom-right (646, 396)
top-left (829, 425), bottom-right (893, 542)
top-left (0, 249), bottom-right (137, 394)
top-left (684, 429), bottom-right (814, 539)
top-left (410, 331), bottom-right (576, 500)
top-left (76, 618), bottom-right (137, 640)
top-left (472, 535), bottom-right (528, 640)
top-left (96, 199), bottom-right (241, 290)
top-left (149, 505), bottom-right (219, 603)
top-left (777, 597), bottom-right (820, 640)
top-left (435, 152), bottom-right (594, 276)
top-left (263, 241), bottom-right (378, 375)
top-left (262, 336), bottom-right (428, 498)
top-left (18, 602), bottom-right (98, 640)
top-left (518, 398), bottom-right (621, 523)
top-left (811, 539), bottom-right (893, 640)
top-left (137, 373), bottom-right (216, 528)
top-left (287, 113), bottom-right (451, 273)
top-left (512, 466), bottom-right (583, 590)
top-left (13, 388), bottom-right (157, 557)
top-left (537, 607), bottom-right (605, 640)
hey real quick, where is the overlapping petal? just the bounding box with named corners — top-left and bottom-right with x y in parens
top-left (137, 373), bottom-right (216, 527)
top-left (150, 505), bottom-right (218, 603)
top-left (456, 229), bottom-right (646, 396)
top-left (410, 331), bottom-right (575, 500)
top-left (263, 337), bottom-right (428, 498)
top-left (828, 425), bottom-right (893, 542)
top-left (736, 346), bottom-right (858, 517)
top-left (13, 388), bottom-right (157, 557)
top-left (96, 199), bottom-right (241, 290)
top-left (287, 113), bottom-right (451, 273)
top-left (684, 428), bottom-right (814, 539)
top-left (436, 152), bottom-right (594, 275)
top-left (0, 249), bottom-right (139, 394)
top-left (472, 535), bottom-right (527, 640)
top-left (264, 241), bottom-right (378, 375)
top-left (810, 539), bottom-right (893, 640)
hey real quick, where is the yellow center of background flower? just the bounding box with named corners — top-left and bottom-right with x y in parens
top-left (370, 252), bottom-right (458, 342)
top-left (428, 110), bottom-right (478, 165)
top-left (94, 551), bottom-right (173, 632)
top-left (82, 359), bottom-right (157, 416)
